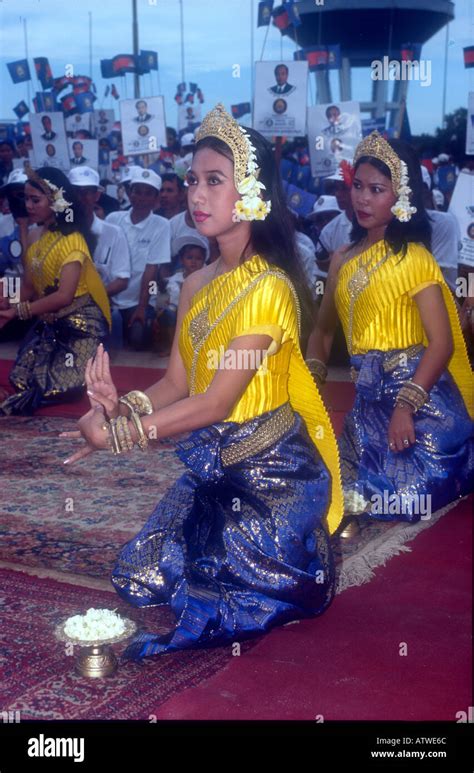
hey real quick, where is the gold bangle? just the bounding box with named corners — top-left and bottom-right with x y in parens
top-left (305, 358), bottom-right (328, 384)
top-left (116, 415), bottom-right (134, 452)
top-left (119, 390), bottom-right (154, 416)
top-left (108, 418), bottom-right (122, 455)
top-left (121, 415), bottom-right (135, 451)
top-left (129, 410), bottom-right (149, 451)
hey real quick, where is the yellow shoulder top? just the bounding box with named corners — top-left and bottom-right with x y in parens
top-left (335, 239), bottom-right (474, 417)
top-left (179, 253), bottom-right (343, 535)
top-left (25, 229), bottom-right (111, 328)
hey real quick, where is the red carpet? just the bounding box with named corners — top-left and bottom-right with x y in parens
top-left (148, 497), bottom-right (472, 721)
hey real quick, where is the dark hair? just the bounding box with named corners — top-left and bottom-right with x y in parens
top-left (326, 105), bottom-right (340, 118)
top-left (136, 100), bottom-right (147, 108)
top-left (72, 141), bottom-right (83, 149)
top-left (161, 172), bottom-right (184, 190)
top-left (27, 167), bottom-right (97, 255)
top-left (350, 139), bottom-right (432, 257)
top-left (275, 63), bottom-right (289, 75)
top-left (193, 128), bottom-right (315, 344)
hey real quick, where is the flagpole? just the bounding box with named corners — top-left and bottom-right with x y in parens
top-left (89, 12), bottom-right (93, 79)
top-left (132, 0), bottom-right (140, 98)
top-left (179, 0), bottom-right (186, 84)
top-left (22, 17), bottom-right (31, 107)
top-left (441, 22), bottom-right (449, 129)
top-left (260, 20), bottom-right (270, 60)
top-left (250, 0), bottom-right (254, 105)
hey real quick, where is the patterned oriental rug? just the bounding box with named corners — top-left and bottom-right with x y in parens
top-left (0, 415), bottom-right (465, 719)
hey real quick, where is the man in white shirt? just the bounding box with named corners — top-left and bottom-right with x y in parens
top-left (106, 167), bottom-right (171, 350)
top-left (315, 168), bottom-right (354, 277)
top-left (421, 168), bottom-right (461, 292)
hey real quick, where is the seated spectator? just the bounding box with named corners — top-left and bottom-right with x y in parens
top-left (69, 166), bottom-right (131, 313)
top-left (106, 167), bottom-right (170, 351)
top-left (152, 237), bottom-right (206, 356)
top-left (154, 172), bottom-right (186, 219)
top-left (94, 192), bottom-right (121, 220)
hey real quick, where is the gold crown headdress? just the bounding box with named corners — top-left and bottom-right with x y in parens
top-left (353, 131), bottom-right (416, 222)
top-left (25, 165), bottom-right (72, 214)
top-left (194, 103), bottom-right (271, 222)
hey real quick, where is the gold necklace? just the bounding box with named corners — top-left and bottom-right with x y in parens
top-left (30, 232), bottom-right (63, 279)
top-left (188, 256), bottom-right (243, 350)
top-left (346, 246), bottom-right (392, 355)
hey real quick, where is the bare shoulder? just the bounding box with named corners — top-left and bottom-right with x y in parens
top-left (183, 262), bottom-right (217, 300)
top-left (329, 243), bottom-right (353, 275)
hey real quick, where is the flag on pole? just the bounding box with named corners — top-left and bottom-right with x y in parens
top-left (111, 84), bottom-right (120, 100)
top-left (33, 57), bottom-right (54, 89)
top-left (35, 92), bottom-right (55, 112)
top-left (178, 82), bottom-right (187, 94)
top-left (189, 82), bottom-right (198, 94)
top-left (231, 103), bottom-right (251, 119)
top-left (61, 93), bottom-right (78, 116)
top-left (293, 49), bottom-right (306, 62)
top-left (7, 59), bottom-right (31, 83)
top-left (257, 0), bottom-right (274, 26)
top-left (101, 59), bottom-right (115, 79)
top-left (463, 46), bottom-right (474, 69)
top-left (112, 55), bottom-right (137, 75)
top-left (13, 101), bottom-right (29, 119)
top-left (140, 50), bottom-right (158, 71)
top-left (283, 1), bottom-right (301, 27)
top-left (272, 7), bottom-right (290, 34)
top-left (74, 92), bottom-right (96, 113)
top-left (400, 43), bottom-right (422, 62)
top-left (104, 85), bottom-right (110, 98)
top-left (304, 46), bottom-right (341, 71)
top-left (53, 75), bottom-right (71, 93)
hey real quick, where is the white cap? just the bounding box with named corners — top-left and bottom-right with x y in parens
top-left (128, 166), bottom-right (162, 191)
top-left (311, 195), bottom-right (342, 215)
top-left (1, 168), bottom-right (28, 188)
top-left (324, 168), bottom-right (345, 182)
top-left (420, 164), bottom-right (431, 188)
top-left (432, 188), bottom-right (445, 207)
top-left (68, 166), bottom-right (103, 190)
top-left (120, 164), bottom-right (140, 183)
top-left (438, 153), bottom-right (449, 163)
top-left (181, 133), bottom-right (195, 147)
top-left (172, 233), bottom-right (209, 258)
top-left (431, 157), bottom-right (439, 164)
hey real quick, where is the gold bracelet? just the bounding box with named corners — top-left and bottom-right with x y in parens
top-left (108, 418), bottom-right (122, 455)
top-left (119, 390), bottom-right (154, 416)
top-left (120, 415), bottom-right (135, 451)
top-left (128, 410), bottom-right (149, 451)
top-left (305, 358), bottom-right (328, 384)
top-left (396, 382), bottom-right (428, 413)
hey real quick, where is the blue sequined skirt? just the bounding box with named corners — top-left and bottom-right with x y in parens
top-left (111, 403), bottom-right (335, 660)
top-left (339, 347), bottom-right (474, 521)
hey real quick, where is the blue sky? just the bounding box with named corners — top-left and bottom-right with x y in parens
top-left (0, 0), bottom-right (472, 135)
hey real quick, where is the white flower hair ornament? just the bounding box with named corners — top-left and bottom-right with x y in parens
top-left (390, 160), bottom-right (417, 223)
top-left (232, 127), bottom-right (272, 223)
top-left (43, 179), bottom-right (72, 214)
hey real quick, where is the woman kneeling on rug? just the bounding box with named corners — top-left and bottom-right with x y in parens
top-left (59, 104), bottom-right (343, 660)
top-left (306, 132), bottom-right (474, 524)
top-left (0, 167), bottom-right (111, 415)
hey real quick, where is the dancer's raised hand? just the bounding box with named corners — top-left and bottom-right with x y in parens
top-left (86, 343), bottom-right (119, 418)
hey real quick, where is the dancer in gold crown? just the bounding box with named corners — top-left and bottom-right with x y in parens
top-left (60, 104), bottom-right (343, 660)
top-left (307, 132), bottom-right (473, 524)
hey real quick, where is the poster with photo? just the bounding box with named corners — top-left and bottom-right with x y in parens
top-left (65, 112), bottom-right (92, 135)
top-left (30, 111), bottom-right (70, 171)
top-left (92, 109), bottom-right (115, 140)
top-left (178, 103), bottom-right (202, 132)
top-left (67, 139), bottom-right (99, 170)
top-left (466, 92), bottom-right (474, 156)
top-left (120, 96), bottom-right (166, 156)
top-left (253, 61), bottom-right (308, 137)
top-left (449, 171), bottom-right (474, 268)
top-left (308, 101), bottom-right (362, 177)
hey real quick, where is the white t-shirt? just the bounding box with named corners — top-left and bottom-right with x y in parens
top-left (295, 231), bottom-right (319, 298)
top-left (318, 212), bottom-right (352, 255)
top-left (0, 213), bottom-right (15, 239)
top-left (106, 209), bottom-right (171, 309)
top-left (427, 209), bottom-right (461, 291)
top-left (90, 213), bottom-right (131, 289)
top-left (169, 211), bottom-right (210, 260)
top-left (166, 270), bottom-right (185, 309)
